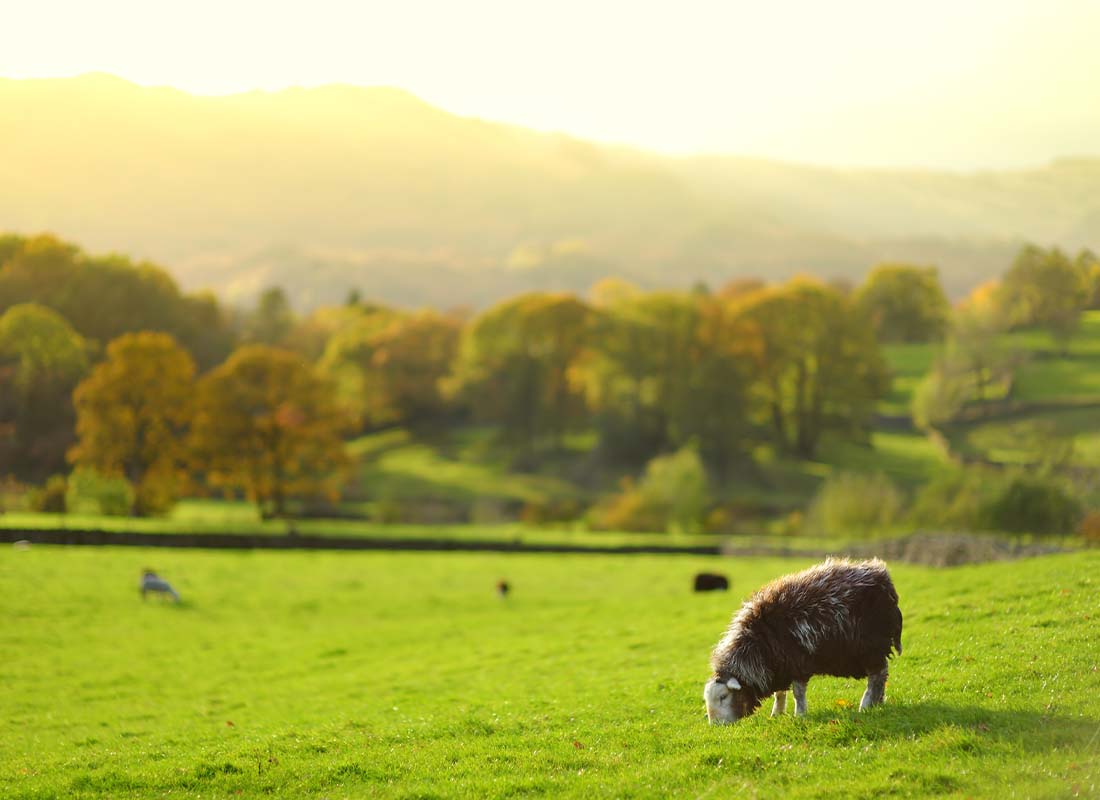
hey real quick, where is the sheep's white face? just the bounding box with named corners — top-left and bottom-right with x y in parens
top-left (703, 678), bottom-right (738, 724)
top-left (704, 676), bottom-right (762, 724)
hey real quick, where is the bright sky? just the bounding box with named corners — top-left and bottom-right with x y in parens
top-left (6, 0), bottom-right (1100, 168)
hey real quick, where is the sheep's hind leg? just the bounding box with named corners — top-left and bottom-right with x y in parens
top-left (771, 690), bottom-right (787, 717)
top-left (860, 667), bottom-right (888, 711)
top-left (792, 680), bottom-right (808, 716)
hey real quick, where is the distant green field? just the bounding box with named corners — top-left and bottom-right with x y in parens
top-left (1006, 312), bottom-right (1100, 403)
top-left (350, 428), bottom-right (583, 509)
top-left (950, 406), bottom-right (1100, 468)
top-left (3, 548), bottom-right (1097, 798)
top-left (880, 342), bottom-right (938, 417)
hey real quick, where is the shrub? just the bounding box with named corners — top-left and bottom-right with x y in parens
top-left (587, 478), bottom-right (667, 533)
top-left (1078, 511), bottom-right (1100, 547)
top-left (806, 472), bottom-right (903, 538)
top-left (29, 475), bottom-right (68, 513)
top-left (639, 446), bottom-right (711, 534)
top-left (983, 476), bottom-right (1082, 538)
top-left (521, 498), bottom-right (582, 526)
top-left (909, 467), bottom-right (1008, 531)
top-left (589, 445), bottom-right (712, 534)
top-left (65, 468), bottom-right (133, 516)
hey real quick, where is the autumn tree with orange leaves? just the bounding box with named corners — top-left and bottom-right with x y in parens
top-left (190, 346), bottom-right (353, 518)
top-left (69, 332), bottom-right (195, 515)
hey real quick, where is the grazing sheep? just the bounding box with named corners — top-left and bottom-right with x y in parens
top-left (496, 579), bottom-right (510, 598)
top-left (140, 569), bottom-right (180, 603)
top-left (703, 558), bottom-right (902, 724)
top-left (693, 572), bottom-right (729, 592)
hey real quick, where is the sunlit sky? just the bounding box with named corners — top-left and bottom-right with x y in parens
top-left (6, 0), bottom-right (1100, 168)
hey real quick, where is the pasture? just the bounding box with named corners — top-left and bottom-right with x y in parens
top-left (2, 547), bottom-right (1097, 798)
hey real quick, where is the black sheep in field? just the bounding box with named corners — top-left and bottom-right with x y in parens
top-left (703, 558), bottom-right (903, 723)
top-left (693, 573), bottom-right (729, 592)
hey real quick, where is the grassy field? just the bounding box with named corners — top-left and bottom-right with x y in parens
top-left (2, 547), bottom-right (1097, 799)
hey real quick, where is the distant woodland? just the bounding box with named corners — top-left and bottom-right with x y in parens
top-left (2, 229), bottom-right (1098, 539)
top-left (2, 74), bottom-right (1100, 310)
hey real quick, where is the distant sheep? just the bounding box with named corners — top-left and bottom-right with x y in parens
top-left (703, 558), bottom-right (902, 724)
top-left (693, 572), bottom-right (729, 592)
top-left (140, 570), bottom-right (180, 603)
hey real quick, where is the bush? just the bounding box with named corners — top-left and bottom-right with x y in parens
top-left (370, 495), bottom-right (470, 525)
top-left (587, 478), bottom-right (667, 533)
top-left (521, 498), bottom-right (582, 526)
top-left (29, 475), bottom-right (68, 513)
top-left (983, 476), bottom-right (1082, 538)
top-left (1078, 511), bottom-right (1100, 547)
top-left (640, 446), bottom-right (711, 534)
top-left (65, 468), bottom-right (133, 516)
top-left (806, 472), bottom-right (903, 538)
top-left (909, 467), bottom-right (1008, 531)
top-left (589, 445), bottom-right (712, 534)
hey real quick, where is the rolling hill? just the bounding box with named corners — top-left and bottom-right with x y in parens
top-left (2, 73), bottom-right (1099, 308)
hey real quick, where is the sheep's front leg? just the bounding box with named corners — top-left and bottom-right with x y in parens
top-left (792, 680), bottom-right (808, 716)
top-left (860, 667), bottom-right (888, 710)
top-left (771, 690), bottom-right (787, 717)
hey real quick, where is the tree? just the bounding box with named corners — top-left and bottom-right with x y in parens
top-left (0, 304), bottom-right (90, 481)
top-left (733, 279), bottom-right (889, 458)
top-left (356, 311), bottom-right (461, 427)
top-left (448, 293), bottom-right (593, 459)
top-left (318, 305), bottom-right (404, 425)
top-left (854, 264), bottom-right (951, 343)
top-left (996, 244), bottom-right (1089, 351)
top-left (243, 286), bottom-right (295, 346)
top-left (581, 291), bottom-right (755, 470)
top-left (190, 346), bottom-right (352, 518)
top-left (1077, 249), bottom-right (1100, 309)
top-left (69, 332), bottom-right (195, 515)
top-left (0, 234), bottom-right (234, 368)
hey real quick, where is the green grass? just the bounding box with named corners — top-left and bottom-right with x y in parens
top-left (880, 342), bottom-right (938, 416)
top-left (820, 431), bottom-right (949, 487)
top-left (350, 428), bottom-right (586, 506)
top-left (950, 406), bottom-right (1100, 469)
top-left (2, 547), bottom-right (1097, 798)
top-left (1004, 312), bottom-right (1100, 403)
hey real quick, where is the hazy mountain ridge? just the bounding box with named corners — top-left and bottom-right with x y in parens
top-left (1, 74), bottom-right (1097, 308)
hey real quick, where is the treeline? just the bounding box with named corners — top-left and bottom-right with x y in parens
top-left (914, 244), bottom-right (1100, 430)
top-left (2, 232), bottom-right (1098, 522)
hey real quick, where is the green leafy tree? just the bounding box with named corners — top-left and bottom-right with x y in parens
top-left (69, 332), bottom-right (195, 515)
top-left (244, 286), bottom-right (296, 346)
top-left (0, 303), bottom-right (90, 480)
top-left (357, 311), bottom-right (461, 427)
top-left (448, 293), bottom-right (593, 459)
top-left (0, 234), bottom-right (234, 368)
top-left (318, 305), bottom-right (403, 425)
top-left (855, 264), bottom-right (951, 343)
top-left (996, 244), bottom-right (1089, 351)
top-left (582, 292), bottom-right (755, 471)
top-left (734, 279), bottom-right (889, 458)
top-left (190, 346), bottom-right (352, 518)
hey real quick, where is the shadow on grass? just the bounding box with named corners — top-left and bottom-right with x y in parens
top-left (802, 700), bottom-right (1100, 752)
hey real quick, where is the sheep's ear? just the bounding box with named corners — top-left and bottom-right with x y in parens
top-left (726, 678), bottom-right (741, 690)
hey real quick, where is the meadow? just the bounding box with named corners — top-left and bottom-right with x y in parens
top-left (2, 547), bottom-right (1097, 798)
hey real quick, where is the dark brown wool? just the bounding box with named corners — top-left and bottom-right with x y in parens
top-left (710, 558), bottom-right (902, 711)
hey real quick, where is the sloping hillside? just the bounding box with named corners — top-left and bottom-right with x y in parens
top-left (2, 74), bottom-right (1098, 307)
